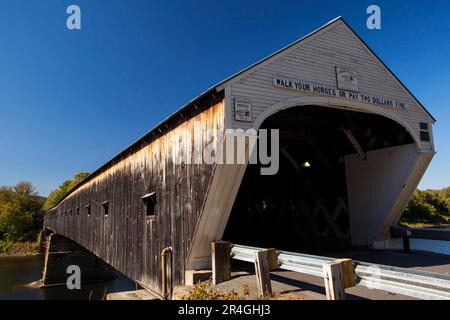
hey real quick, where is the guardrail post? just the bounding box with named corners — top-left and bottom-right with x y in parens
top-left (211, 241), bottom-right (231, 285)
top-left (266, 248), bottom-right (278, 270)
top-left (335, 258), bottom-right (356, 288)
top-left (323, 261), bottom-right (346, 300)
top-left (255, 250), bottom-right (273, 298)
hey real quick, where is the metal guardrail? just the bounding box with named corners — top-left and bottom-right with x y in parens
top-left (230, 244), bottom-right (450, 300)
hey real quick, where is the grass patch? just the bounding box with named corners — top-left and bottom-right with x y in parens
top-left (0, 233), bottom-right (41, 255)
top-left (0, 239), bottom-right (14, 254)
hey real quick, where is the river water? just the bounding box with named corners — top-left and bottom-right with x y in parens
top-left (0, 254), bottom-right (136, 300)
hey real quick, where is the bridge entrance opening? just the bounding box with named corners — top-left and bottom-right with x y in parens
top-left (222, 105), bottom-right (414, 254)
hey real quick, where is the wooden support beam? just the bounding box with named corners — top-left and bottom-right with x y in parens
top-left (334, 258), bottom-right (356, 288)
top-left (342, 129), bottom-right (367, 160)
top-left (320, 197), bottom-right (350, 239)
top-left (265, 248), bottom-right (279, 270)
top-left (323, 261), bottom-right (346, 300)
top-left (211, 241), bottom-right (231, 285)
top-left (280, 147), bottom-right (302, 174)
top-left (316, 199), bottom-right (345, 239)
top-left (255, 250), bottom-right (273, 298)
top-left (306, 136), bottom-right (332, 169)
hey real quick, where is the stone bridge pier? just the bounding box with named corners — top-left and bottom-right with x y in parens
top-left (42, 231), bottom-right (116, 287)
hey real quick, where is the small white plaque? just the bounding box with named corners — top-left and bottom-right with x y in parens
top-left (336, 67), bottom-right (359, 92)
top-left (234, 97), bottom-right (252, 122)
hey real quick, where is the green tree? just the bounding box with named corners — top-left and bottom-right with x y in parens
top-left (0, 182), bottom-right (44, 243)
top-left (421, 189), bottom-right (447, 213)
top-left (441, 187), bottom-right (450, 210)
top-left (43, 172), bottom-right (89, 211)
top-left (401, 188), bottom-right (450, 225)
top-left (0, 202), bottom-right (32, 241)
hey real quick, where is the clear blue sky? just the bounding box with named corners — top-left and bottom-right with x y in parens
top-left (0, 0), bottom-right (449, 196)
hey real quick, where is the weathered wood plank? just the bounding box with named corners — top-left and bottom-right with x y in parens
top-left (255, 250), bottom-right (273, 298)
top-left (44, 97), bottom-right (225, 295)
top-left (334, 258), bottom-right (355, 289)
top-left (323, 261), bottom-right (346, 300)
top-left (211, 241), bottom-right (231, 285)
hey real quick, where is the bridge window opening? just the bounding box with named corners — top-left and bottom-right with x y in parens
top-left (102, 201), bottom-right (109, 217)
top-left (420, 131), bottom-right (430, 142)
top-left (223, 105), bottom-right (414, 255)
top-left (142, 192), bottom-right (156, 218)
top-left (85, 204), bottom-right (91, 216)
top-left (420, 122), bottom-right (429, 131)
top-left (419, 122), bottom-right (430, 142)
top-left (75, 207), bottom-right (80, 216)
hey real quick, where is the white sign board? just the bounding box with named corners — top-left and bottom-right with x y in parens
top-left (336, 67), bottom-right (359, 92)
top-left (273, 77), bottom-right (407, 110)
top-left (234, 97), bottom-right (252, 122)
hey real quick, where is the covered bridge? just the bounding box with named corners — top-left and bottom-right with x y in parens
top-left (44, 17), bottom-right (435, 296)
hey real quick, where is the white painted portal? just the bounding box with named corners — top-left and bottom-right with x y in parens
top-left (345, 144), bottom-right (433, 246)
top-left (186, 17), bottom-right (435, 270)
top-left (187, 97), bottom-right (433, 269)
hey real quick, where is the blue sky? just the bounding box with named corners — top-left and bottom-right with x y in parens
top-left (0, 0), bottom-right (449, 196)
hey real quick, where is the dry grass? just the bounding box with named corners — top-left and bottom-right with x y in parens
top-left (181, 279), bottom-right (250, 300)
top-left (270, 292), bottom-right (306, 300)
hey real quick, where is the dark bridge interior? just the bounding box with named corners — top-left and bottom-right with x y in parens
top-left (223, 105), bottom-right (414, 254)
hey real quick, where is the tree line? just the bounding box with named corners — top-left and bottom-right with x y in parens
top-left (0, 173), bottom-right (89, 254)
top-left (0, 182), bottom-right (45, 252)
top-left (401, 187), bottom-right (450, 226)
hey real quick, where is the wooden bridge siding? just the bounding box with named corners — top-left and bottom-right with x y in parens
top-left (45, 99), bottom-right (225, 294)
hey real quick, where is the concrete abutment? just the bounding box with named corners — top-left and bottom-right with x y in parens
top-left (41, 232), bottom-right (116, 287)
